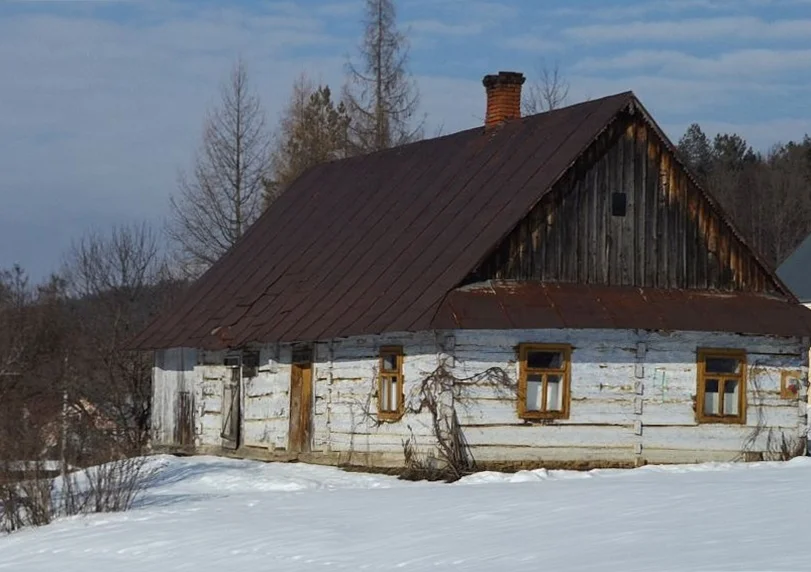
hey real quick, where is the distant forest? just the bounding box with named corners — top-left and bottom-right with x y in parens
top-left (677, 124), bottom-right (811, 269)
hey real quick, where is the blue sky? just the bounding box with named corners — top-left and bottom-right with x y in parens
top-left (2, 0), bottom-right (810, 279)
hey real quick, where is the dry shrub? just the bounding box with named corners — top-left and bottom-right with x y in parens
top-left (1, 456), bottom-right (156, 534)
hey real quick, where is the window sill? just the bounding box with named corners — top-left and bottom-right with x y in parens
top-left (519, 412), bottom-right (569, 422)
top-left (696, 415), bottom-right (746, 425)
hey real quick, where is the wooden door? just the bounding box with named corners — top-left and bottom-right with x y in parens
top-left (288, 350), bottom-right (313, 453)
top-left (175, 391), bottom-right (194, 447)
top-left (221, 356), bottom-right (241, 449)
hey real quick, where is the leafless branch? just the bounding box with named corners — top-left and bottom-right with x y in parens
top-left (523, 60), bottom-right (570, 115)
top-left (168, 59), bottom-right (271, 275)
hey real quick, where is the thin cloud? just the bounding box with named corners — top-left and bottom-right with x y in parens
top-left (502, 34), bottom-right (563, 53)
top-left (555, 0), bottom-right (811, 20)
top-left (568, 73), bottom-right (786, 115)
top-left (574, 49), bottom-right (811, 77)
top-left (565, 17), bottom-right (811, 43)
top-left (405, 19), bottom-right (483, 36)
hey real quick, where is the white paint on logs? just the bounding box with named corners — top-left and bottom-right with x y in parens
top-left (151, 328), bottom-right (809, 465)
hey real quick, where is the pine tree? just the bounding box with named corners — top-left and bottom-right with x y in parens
top-left (265, 75), bottom-right (351, 204)
top-left (677, 123), bottom-right (712, 181)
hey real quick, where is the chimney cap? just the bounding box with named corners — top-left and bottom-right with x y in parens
top-left (482, 71), bottom-right (526, 89)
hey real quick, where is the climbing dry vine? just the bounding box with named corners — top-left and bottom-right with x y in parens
top-left (357, 358), bottom-right (514, 481)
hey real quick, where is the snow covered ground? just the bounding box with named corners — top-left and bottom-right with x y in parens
top-left (1, 454), bottom-right (810, 571)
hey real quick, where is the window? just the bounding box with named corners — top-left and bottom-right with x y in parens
top-left (780, 370), bottom-right (802, 399)
top-left (518, 344), bottom-right (571, 420)
top-left (611, 192), bottom-right (627, 217)
top-left (697, 349), bottom-right (746, 424)
top-left (378, 346), bottom-right (404, 420)
top-left (242, 350), bottom-right (260, 378)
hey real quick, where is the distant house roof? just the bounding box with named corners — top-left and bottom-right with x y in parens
top-left (133, 90), bottom-right (808, 350)
top-left (778, 234), bottom-right (811, 303)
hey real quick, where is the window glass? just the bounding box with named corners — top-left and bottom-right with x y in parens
top-left (527, 351), bottom-right (563, 370)
top-left (706, 357), bottom-right (740, 374)
top-left (526, 374), bottom-right (543, 411)
top-left (380, 375), bottom-right (399, 411)
top-left (381, 353), bottom-right (398, 372)
top-left (723, 380), bottom-right (739, 415)
top-left (704, 378), bottom-right (719, 416)
top-left (546, 375), bottom-right (563, 411)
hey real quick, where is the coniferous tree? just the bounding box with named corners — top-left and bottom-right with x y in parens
top-left (344, 0), bottom-right (421, 153)
top-left (265, 75), bottom-right (351, 204)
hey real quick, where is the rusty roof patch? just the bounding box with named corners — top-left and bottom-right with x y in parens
top-left (433, 281), bottom-right (811, 337)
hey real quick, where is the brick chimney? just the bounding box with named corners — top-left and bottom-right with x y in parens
top-left (482, 71), bottom-right (525, 130)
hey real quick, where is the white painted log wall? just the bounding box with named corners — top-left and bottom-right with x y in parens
top-left (151, 347), bottom-right (198, 446)
top-left (451, 329), bottom-right (808, 463)
top-left (310, 333), bottom-right (441, 460)
top-left (151, 328), bottom-right (808, 465)
top-left (193, 346), bottom-right (294, 451)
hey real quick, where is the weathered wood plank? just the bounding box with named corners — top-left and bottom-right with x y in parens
top-left (468, 115), bottom-right (781, 294)
top-left (462, 425), bottom-right (635, 448)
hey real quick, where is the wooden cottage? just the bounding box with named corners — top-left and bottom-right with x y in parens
top-left (134, 71), bottom-right (811, 470)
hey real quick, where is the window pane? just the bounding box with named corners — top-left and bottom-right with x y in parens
top-left (527, 351), bottom-right (563, 369)
top-left (724, 380), bottom-right (739, 416)
top-left (705, 356), bottom-right (741, 374)
top-left (381, 376), bottom-right (399, 412)
top-left (380, 376), bottom-right (390, 411)
top-left (381, 353), bottom-right (398, 372)
top-left (704, 378), bottom-right (720, 416)
top-left (526, 374), bottom-right (543, 411)
top-left (546, 375), bottom-right (563, 411)
top-left (389, 377), bottom-right (399, 410)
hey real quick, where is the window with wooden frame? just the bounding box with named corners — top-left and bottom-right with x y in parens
top-left (780, 370), bottom-right (802, 399)
top-left (378, 346), bottom-right (404, 420)
top-left (518, 344), bottom-right (571, 420)
top-left (696, 349), bottom-right (746, 424)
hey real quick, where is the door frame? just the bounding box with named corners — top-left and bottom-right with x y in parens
top-left (288, 346), bottom-right (313, 453)
top-left (221, 352), bottom-right (242, 449)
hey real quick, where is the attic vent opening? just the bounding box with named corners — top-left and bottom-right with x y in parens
top-left (611, 192), bottom-right (627, 217)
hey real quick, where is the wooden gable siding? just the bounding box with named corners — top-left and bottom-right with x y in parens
top-left (468, 112), bottom-right (781, 295)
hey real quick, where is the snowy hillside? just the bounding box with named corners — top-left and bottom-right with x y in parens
top-left (1, 455), bottom-right (810, 571)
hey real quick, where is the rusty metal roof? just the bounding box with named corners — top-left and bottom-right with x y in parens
top-left (134, 92), bottom-right (640, 349)
top-left (433, 281), bottom-right (811, 337)
top-left (132, 90), bottom-right (805, 350)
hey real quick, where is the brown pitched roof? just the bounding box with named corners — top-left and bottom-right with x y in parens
top-left (133, 91), bottom-right (805, 350)
top-left (134, 92), bottom-right (638, 349)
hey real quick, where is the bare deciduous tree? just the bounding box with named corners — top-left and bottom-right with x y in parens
top-left (64, 223), bottom-right (173, 456)
top-left (265, 74), bottom-right (351, 204)
top-left (0, 266), bottom-right (33, 387)
top-left (344, 0), bottom-right (421, 153)
top-left (168, 59), bottom-right (270, 275)
top-left (522, 61), bottom-right (570, 115)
